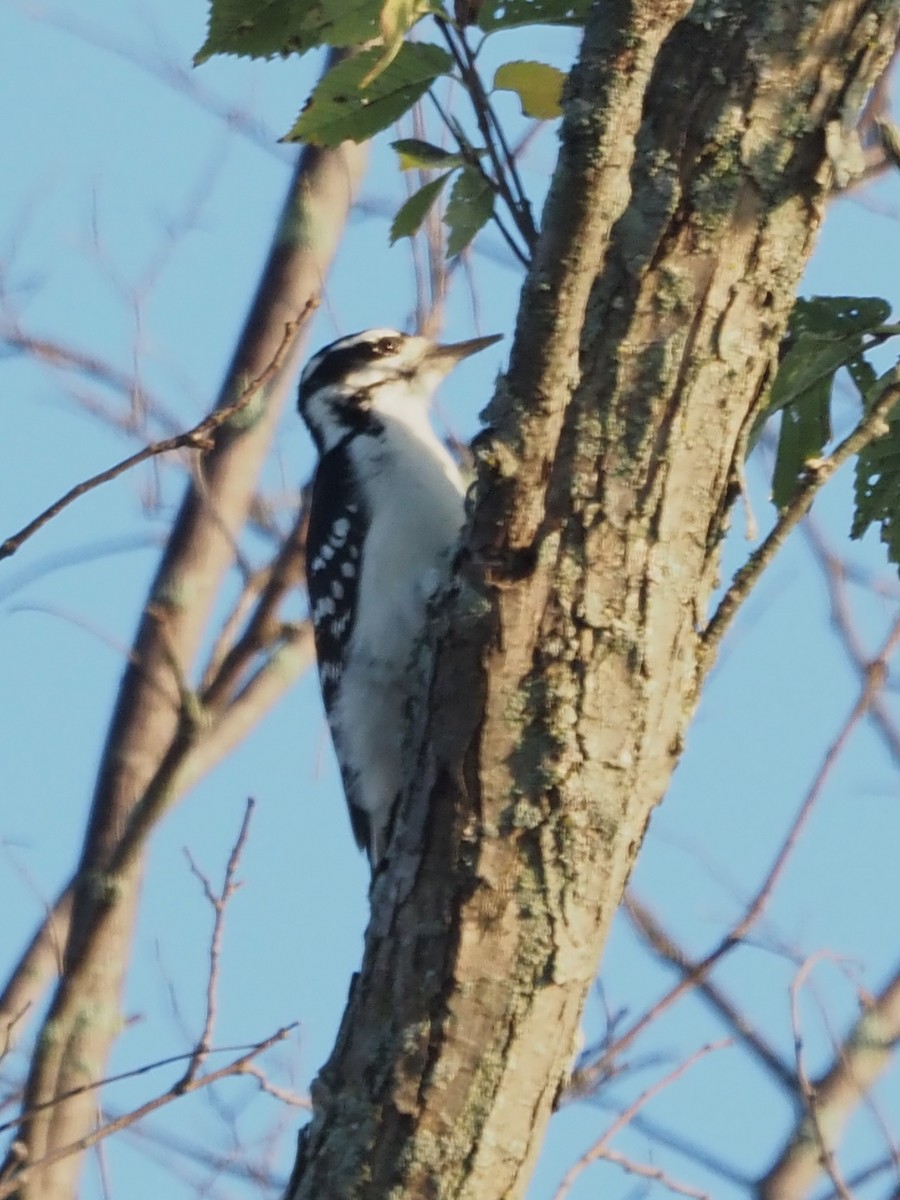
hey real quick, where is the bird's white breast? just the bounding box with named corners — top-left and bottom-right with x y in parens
top-left (348, 412), bottom-right (465, 672)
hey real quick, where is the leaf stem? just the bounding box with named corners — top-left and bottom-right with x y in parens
top-left (435, 18), bottom-right (535, 258)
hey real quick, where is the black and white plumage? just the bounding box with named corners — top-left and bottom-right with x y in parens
top-left (298, 327), bottom-right (501, 867)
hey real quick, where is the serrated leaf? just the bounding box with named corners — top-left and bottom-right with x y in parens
top-left (771, 376), bottom-right (831, 509)
top-left (767, 334), bottom-right (861, 419)
top-left (847, 353), bottom-right (877, 402)
top-left (284, 43), bottom-right (453, 147)
top-left (852, 371), bottom-right (900, 566)
top-left (751, 294), bottom-right (892, 454)
top-left (853, 429), bottom-right (900, 559)
top-left (445, 167), bottom-right (494, 256)
top-left (478, 0), bottom-right (590, 30)
top-left (390, 173), bottom-right (452, 242)
top-left (391, 138), bottom-right (468, 170)
top-left (493, 61), bottom-right (564, 119)
top-left (789, 295), bottom-right (890, 339)
top-left (195, 0), bottom-right (380, 63)
top-left (359, 0), bottom-right (437, 86)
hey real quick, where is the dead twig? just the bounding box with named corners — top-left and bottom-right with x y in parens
top-left (553, 1041), bottom-right (730, 1200)
top-left (180, 799), bottom-right (256, 1084)
top-left (0, 1023), bottom-right (297, 1200)
top-left (1, 310), bottom-right (311, 562)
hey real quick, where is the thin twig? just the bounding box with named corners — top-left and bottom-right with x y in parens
top-left (623, 892), bottom-right (797, 1095)
top-left (431, 23), bottom-right (532, 265)
top-left (0, 1028), bottom-right (295, 1138)
top-left (553, 1041), bottom-right (730, 1200)
top-left (181, 799), bottom-right (256, 1084)
top-left (702, 374), bottom-right (900, 663)
top-left (566, 617), bottom-right (899, 1101)
top-left (802, 518), bottom-right (900, 766)
top-left (594, 1103), bottom-right (753, 1187)
top-left (455, 24), bottom-right (537, 242)
top-left (1, 310), bottom-right (310, 561)
top-left (0, 1024), bottom-right (297, 1200)
top-left (760, 956), bottom-right (900, 1198)
top-left (0, 327), bottom-right (183, 437)
top-left (600, 1149), bottom-right (712, 1200)
top-left (789, 955), bottom-right (855, 1200)
top-left (201, 503), bottom-right (308, 711)
top-left (241, 1063), bottom-right (311, 1110)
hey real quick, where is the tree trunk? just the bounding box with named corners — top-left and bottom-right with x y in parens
top-left (289, 1), bottom-right (900, 1197)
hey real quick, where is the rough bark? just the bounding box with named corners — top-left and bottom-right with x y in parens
top-left (7, 135), bottom-right (366, 1200)
top-left (289, 2), bottom-right (900, 1198)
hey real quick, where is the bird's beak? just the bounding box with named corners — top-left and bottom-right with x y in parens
top-left (425, 333), bottom-right (502, 374)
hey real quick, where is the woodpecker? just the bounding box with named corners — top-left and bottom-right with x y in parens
top-left (298, 327), bottom-right (501, 868)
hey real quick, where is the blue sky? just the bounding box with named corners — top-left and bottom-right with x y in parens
top-left (2, 3), bottom-right (900, 1197)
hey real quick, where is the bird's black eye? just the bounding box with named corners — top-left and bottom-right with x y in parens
top-left (374, 336), bottom-right (400, 356)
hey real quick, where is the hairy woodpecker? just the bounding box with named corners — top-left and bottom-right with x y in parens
top-left (298, 327), bottom-right (500, 867)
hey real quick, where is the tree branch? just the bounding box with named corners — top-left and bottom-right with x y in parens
top-left (702, 373), bottom-right (900, 664)
top-left (759, 959), bottom-right (900, 1199)
top-left (0, 314), bottom-right (305, 562)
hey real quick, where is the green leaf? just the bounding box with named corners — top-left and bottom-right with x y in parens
top-left (852, 371), bottom-right (900, 565)
top-left (445, 167), bottom-right (494, 256)
top-left (390, 173), bottom-right (453, 242)
top-left (751, 295), bottom-right (891, 453)
top-left (195, 0), bottom-right (380, 63)
top-left (789, 295), bottom-right (890, 339)
top-left (847, 353), bottom-right (877, 401)
top-left (283, 43), bottom-right (453, 146)
top-left (359, 0), bottom-right (439, 86)
top-left (493, 61), bottom-right (565, 119)
top-left (756, 296), bottom-right (893, 508)
top-left (771, 376), bottom-right (831, 509)
top-left (391, 138), bottom-right (468, 170)
top-left (478, 0), bottom-right (590, 30)
top-left (771, 296), bottom-right (890, 413)
top-left (766, 334), bottom-right (861, 422)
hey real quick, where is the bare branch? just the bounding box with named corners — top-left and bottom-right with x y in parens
top-left (0, 327), bottom-right (182, 437)
top-left (803, 519), bottom-right (900, 767)
top-left (180, 800), bottom-right (256, 1084)
top-left (759, 958), bottom-right (900, 1198)
top-left (0, 1024), bottom-right (297, 1200)
top-left (0, 1030), bottom-right (295, 1139)
top-left (597, 1149), bottom-right (713, 1200)
top-left (0, 313), bottom-right (308, 562)
top-left (0, 887), bottom-right (72, 1060)
top-left (240, 1064), bottom-right (311, 1110)
top-left (553, 1041), bottom-right (730, 1200)
top-left (623, 892), bottom-right (797, 1095)
top-left (702, 374), bottom-right (900, 662)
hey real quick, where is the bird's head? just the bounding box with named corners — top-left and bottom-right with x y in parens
top-left (297, 328), bottom-right (501, 453)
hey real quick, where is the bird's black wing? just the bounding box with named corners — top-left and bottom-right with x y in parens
top-left (305, 443), bottom-right (367, 707)
top-left (305, 444), bottom-right (371, 851)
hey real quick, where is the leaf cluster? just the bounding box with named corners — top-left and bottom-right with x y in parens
top-left (757, 295), bottom-right (900, 566)
top-left (196, 0), bottom-right (573, 257)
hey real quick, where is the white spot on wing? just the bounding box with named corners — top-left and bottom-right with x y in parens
top-left (312, 596), bottom-right (336, 624)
